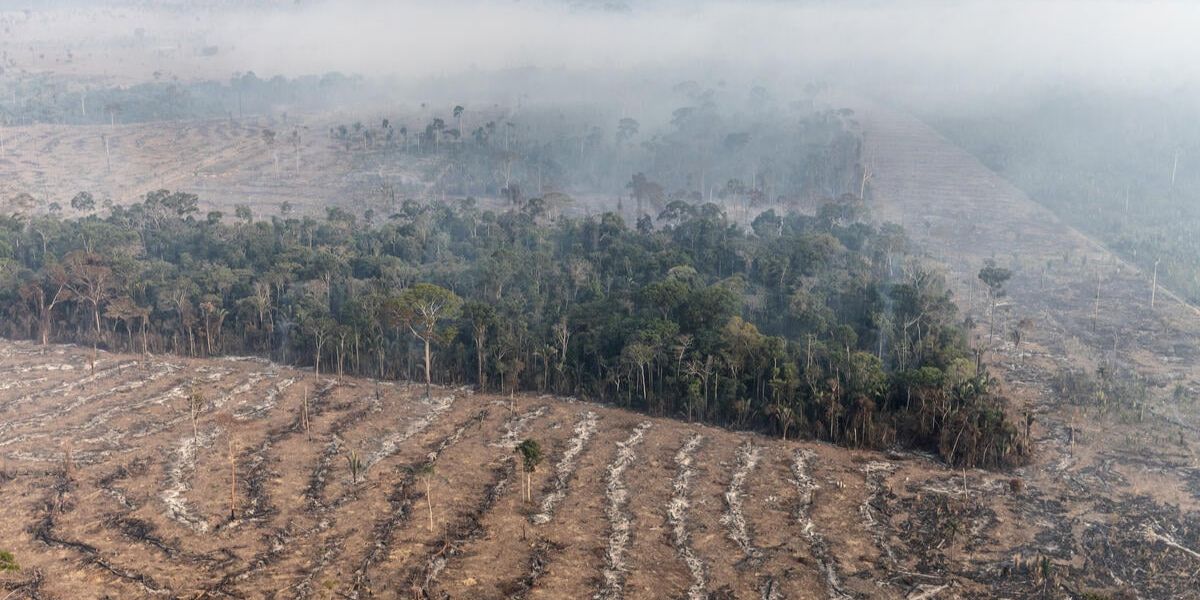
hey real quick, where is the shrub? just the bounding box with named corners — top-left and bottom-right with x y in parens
top-left (0, 549), bottom-right (19, 572)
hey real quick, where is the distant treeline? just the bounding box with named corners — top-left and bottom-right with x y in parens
top-left (0, 71), bottom-right (366, 125)
top-left (0, 189), bottom-right (1029, 469)
top-left (1, 73), bottom-right (862, 209)
top-left (324, 87), bottom-right (862, 212)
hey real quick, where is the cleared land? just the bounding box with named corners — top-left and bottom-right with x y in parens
top-left (0, 115), bottom-right (430, 217)
top-left (860, 101), bottom-right (1200, 598)
top-left (0, 339), bottom-right (929, 599)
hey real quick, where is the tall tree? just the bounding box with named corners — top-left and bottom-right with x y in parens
top-left (19, 264), bottom-right (70, 345)
top-left (462, 301), bottom-right (496, 391)
top-left (978, 260), bottom-right (1013, 339)
top-left (388, 283), bottom-right (463, 398)
top-left (62, 251), bottom-right (115, 343)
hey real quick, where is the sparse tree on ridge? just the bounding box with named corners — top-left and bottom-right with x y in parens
top-left (70, 191), bottom-right (95, 213)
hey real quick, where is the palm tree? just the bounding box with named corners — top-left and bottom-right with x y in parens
top-left (767, 401), bottom-right (799, 440)
top-left (453, 105), bottom-right (465, 141)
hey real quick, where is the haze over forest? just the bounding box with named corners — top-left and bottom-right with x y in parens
top-left (3, 2), bottom-right (1200, 599)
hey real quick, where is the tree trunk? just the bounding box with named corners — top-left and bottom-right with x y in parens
top-left (425, 476), bottom-right (434, 531)
top-left (93, 303), bottom-right (102, 342)
top-left (476, 336), bottom-right (486, 391)
top-left (424, 337), bottom-right (433, 398)
top-left (229, 437), bottom-right (238, 520)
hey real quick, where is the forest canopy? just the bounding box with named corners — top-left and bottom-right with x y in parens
top-left (0, 189), bottom-right (1028, 469)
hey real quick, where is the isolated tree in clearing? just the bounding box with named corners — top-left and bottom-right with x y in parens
top-left (228, 433), bottom-right (238, 520)
top-left (346, 448), bottom-right (364, 484)
top-left (419, 462), bottom-right (436, 531)
top-left (978, 260), bottom-right (1012, 339)
top-left (187, 389), bottom-right (205, 443)
top-left (516, 438), bottom-right (543, 503)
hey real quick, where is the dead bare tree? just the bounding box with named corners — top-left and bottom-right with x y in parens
top-left (419, 463), bottom-right (436, 532)
top-left (301, 386), bottom-right (310, 439)
top-left (228, 434), bottom-right (238, 520)
top-left (1151, 258), bottom-right (1161, 309)
top-left (187, 389), bottom-right (205, 443)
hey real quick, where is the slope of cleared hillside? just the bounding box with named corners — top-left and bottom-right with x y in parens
top-left (857, 100), bottom-right (1200, 599)
top-left (0, 116), bottom-right (429, 218)
top-left (0, 339), bottom-right (979, 600)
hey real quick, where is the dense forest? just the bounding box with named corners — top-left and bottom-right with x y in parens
top-left (0, 70), bottom-right (1028, 468)
top-left (934, 90), bottom-right (1200, 303)
top-left (0, 188), bottom-right (1028, 469)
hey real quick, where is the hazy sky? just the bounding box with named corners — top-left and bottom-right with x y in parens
top-left (215, 1), bottom-right (1200, 97)
top-left (6, 1), bottom-right (1200, 106)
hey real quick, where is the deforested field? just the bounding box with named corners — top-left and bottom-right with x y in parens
top-left (1, 303), bottom-right (1197, 600)
top-left (0, 339), bottom-right (1056, 599)
top-left (0, 116), bottom-right (427, 219)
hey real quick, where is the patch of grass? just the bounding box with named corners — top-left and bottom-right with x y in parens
top-left (0, 549), bottom-right (19, 572)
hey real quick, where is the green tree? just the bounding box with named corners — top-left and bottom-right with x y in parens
top-left (515, 438), bottom-right (543, 503)
top-left (70, 191), bottom-right (96, 212)
top-left (978, 260), bottom-right (1013, 338)
top-left (389, 283), bottom-right (463, 398)
top-left (62, 251), bottom-right (115, 343)
top-left (462, 301), bottom-right (496, 391)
